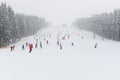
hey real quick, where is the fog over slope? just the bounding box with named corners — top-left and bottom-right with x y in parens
top-left (0, 0), bottom-right (119, 26)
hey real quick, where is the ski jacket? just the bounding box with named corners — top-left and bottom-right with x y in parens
top-left (29, 44), bottom-right (33, 50)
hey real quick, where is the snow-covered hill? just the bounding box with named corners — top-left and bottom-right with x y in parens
top-left (0, 26), bottom-right (120, 80)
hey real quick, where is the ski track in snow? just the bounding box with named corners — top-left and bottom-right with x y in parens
top-left (0, 26), bottom-right (120, 80)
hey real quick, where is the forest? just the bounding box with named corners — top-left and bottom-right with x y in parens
top-left (0, 3), bottom-right (48, 47)
top-left (74, 9), bottom-right (120, 41)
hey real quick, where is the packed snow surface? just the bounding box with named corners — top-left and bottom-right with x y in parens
top-left (0, 26), bottom-right (120, 80)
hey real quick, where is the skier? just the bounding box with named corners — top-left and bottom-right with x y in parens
top-left (49, 35), bottom-right (51, 37)
top-left (35, 43), bottom-right (37, 48)
top-left (36, 39), bottom-right (38, 42)
top-left (29, 44), bottom-right (33, 53)
top-left (57, 40), bottom-right (59, 46)
top-left (62, 36), bottom-right (65, 40)
top-left (94, 43), bottom-right (98, 48)
top-left (10, 46), bottom-right (13, 51)
top-left (67, 35), bottom-right (69, 39)
top-left (71, 42), bottom-right (74, 46)
top-left (11, 45), bottom-right (15, 51)
top-left (22, 45), bottom-right (25, 50)
top-left (44, 38), bottom-right (46, 41)
top-left (82, 36), bottom-right (84, 39)
top-left (40, 42), bottom-right (42, 48)
top-left (60, 43), bottom-right (62, 50)
top-left (26, 42), bottom-right (29, 47)
top-left (13, 45), bottom-right (15, 50)
top-left (46, 40), bottom-right (49, 45)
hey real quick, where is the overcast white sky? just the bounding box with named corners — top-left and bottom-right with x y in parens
top-left (0, 0), bottom-right (120, 26)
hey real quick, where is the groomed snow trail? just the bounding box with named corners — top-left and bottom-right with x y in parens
top-left (0, 26), bottom-right (120, 80)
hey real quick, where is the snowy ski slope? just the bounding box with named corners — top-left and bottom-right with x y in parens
top-left (0, 26), bottom-right (120, 80)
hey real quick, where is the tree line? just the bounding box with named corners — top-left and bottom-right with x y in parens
top-left (0, 3), bottom-right (48, 47)
top-left (74, 9), bottom-right (120, 41)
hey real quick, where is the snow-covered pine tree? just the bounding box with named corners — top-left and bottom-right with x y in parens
top-left (0, 3), bottom-right (19, 47)
top-left (7, 6), bottom-right (19, 43)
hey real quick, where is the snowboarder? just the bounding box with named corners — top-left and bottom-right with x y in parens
top-left (29, 44), bottom-right (33, 53)
top-left (94, 43), bottom-right (98, 48)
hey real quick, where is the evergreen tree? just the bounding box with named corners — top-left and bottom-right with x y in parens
top-left (0, 3), bottom-right (19, 47)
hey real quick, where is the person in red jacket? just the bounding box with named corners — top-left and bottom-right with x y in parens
top-left (29, 44), bottom-right (33, 53)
